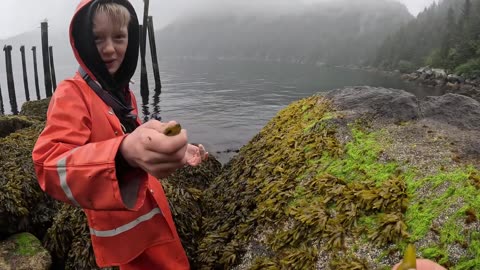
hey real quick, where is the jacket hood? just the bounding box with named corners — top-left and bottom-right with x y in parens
top-left (70, 0), bottom-right (139, 93)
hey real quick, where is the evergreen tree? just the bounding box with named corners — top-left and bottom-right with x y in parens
top-left (375, 0), bottom-right (480, 76)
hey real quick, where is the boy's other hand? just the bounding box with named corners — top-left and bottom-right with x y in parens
top-left (119, 120), bottom-right (189, 178)
top-left (392, 259), bottom-right (446, 270)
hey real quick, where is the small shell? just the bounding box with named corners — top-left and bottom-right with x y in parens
top-left (164, 123), bottom-right (182, 136)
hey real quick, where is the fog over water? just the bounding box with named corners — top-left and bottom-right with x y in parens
top-left (0, 0), bottom-right (438, 39)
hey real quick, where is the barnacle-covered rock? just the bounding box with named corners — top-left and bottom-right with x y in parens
top-left (0, 115), bottom-right (57, 239)
top-left (0, 232), bottom-right (52, 270)
top-left (197, 87), bottom-right (480, 270)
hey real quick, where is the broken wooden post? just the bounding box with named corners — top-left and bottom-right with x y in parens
top-left (20, 46), bottom-right (31, 101)
top-left (31, 46), bottom-right (41, 100)
top-left (147, 16), bottom-right (162, 91)
top-left (49, 46), bottom-right (57, 90)
top-left (41, 21), bottom-right (52, 97)
top-left (3, 45), bottom-right (18, 114)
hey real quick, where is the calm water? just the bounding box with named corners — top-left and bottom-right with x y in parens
top-left (1, 59), bottom-right (443, 163)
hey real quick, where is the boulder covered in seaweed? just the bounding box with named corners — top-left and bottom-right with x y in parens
top-left (0, 114), bottom-right (57, 240)
top-left (19, 98), bottom-right (51, 121)
top-left (197, 87), bottom-right (480, 270)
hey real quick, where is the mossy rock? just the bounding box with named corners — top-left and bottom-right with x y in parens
top-left (43, 157), bottom-right (222, 270)
top-left (19, 98), bottom-right (51, 121)
top-left (196, 88), bottom-right (480, 269)
top-left (0, 232), bottom-right (52, 270)
top-left (0, 119), bottom-right (57, 239)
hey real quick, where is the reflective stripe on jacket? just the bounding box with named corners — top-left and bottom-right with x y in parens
top-left (32, 74), bottom-right (188, 267)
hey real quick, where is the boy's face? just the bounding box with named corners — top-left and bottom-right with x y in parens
top-left (92, 12), bottom-right (128, 75)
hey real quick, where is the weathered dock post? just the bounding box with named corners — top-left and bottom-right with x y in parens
top-left (0, 81), bottom-right (4, 115)
top-left (141, 92), bottom-right (150, 123)
top-left (140, 0), bottom-right (150, 97)
top-left (147, 16), bottom-right (162, 91)
top-left (3, 45), bottom-right (18, 114)
top-left (41, 21), bottom-right (53, 97)
top-left (31, 46), bottom-right (41, 100)
top-left (20, 46), bottom-right (31, 101)
top-left (139, 24), bottom-right (149, 97)
top-left (49, 46), bottom-right (57, 90)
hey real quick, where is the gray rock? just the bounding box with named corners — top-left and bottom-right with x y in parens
top-left (0, 233), bottom-right (52, 270)
top-left (416, 66), bottom-right (429, 73)
top-left (447, 74), bottom-right (464, 83)
top-left (432, 68), bottom-right (447, 78)
top-left (324, 86), bottom-right (420, 123)
top-left (420, 94), bottom-right (480, 130)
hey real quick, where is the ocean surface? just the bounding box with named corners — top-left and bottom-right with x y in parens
top-left (1, 59), bottom-right (444, 163)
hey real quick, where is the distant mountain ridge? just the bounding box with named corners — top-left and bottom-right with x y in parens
top-left (0, 0), bottom-right (413, 69)
top-left (156, 0), bottom-right (413, 66)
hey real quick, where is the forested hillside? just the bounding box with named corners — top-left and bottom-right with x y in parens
top-left (375, 0), bottom-right (480, 76)
top-left (156, 0), bottom-right (413, 66)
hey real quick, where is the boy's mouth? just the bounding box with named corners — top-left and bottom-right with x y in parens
top-left (104, 60), bottom-right (115, 68)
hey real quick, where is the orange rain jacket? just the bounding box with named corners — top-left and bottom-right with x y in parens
top-left (32, 0), bottom-right (189, 268)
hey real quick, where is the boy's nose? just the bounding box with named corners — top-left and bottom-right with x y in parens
top-left (102, 40), bottom-right (115, 55)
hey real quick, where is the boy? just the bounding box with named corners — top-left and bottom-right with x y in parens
top-left (32, 0), bottom-right (207, 269)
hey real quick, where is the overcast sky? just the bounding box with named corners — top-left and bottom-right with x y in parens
top-left (0, 0), bottom-right (438, 40)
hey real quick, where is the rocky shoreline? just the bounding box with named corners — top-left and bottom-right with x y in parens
top-left (400, 67), bottom-right (480, 102)
top-left (347, 65), bottom-right (480, 103)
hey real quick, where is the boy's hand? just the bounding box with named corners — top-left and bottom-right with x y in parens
top-left (119, 120), bottom-right (190, 178)
top-left (185, 143), bottom-right (209, 166)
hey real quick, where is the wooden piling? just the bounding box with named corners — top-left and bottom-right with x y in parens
top-left (20, 46), bottom-right (30, 101)
top-left (49, 46), bottom-right (57, 90)
top-left (3, 45), bottom-right (18, 115)
top-left (31, 46), bottom-right (41, 100)
top-left (141, 93), bottom-right (149, 123)
top-left (41, 21), bottom-right (52, 97)
top-left (140, 0), bottom-right (150, 97)
top-left (0, 82), bottom-right (4, 115)
top-left (147, 16), bottom-right (162, 91)
top-left (139, 24), bottom-right (149, 96)
top-left (142, 0), bottom-right (150, 47)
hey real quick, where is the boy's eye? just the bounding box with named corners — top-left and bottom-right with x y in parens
top-left (115, 34), bottom-right (127, 40)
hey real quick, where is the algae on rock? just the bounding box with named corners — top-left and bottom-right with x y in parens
top-left (196, 88), bottom-right (480, 270)
top-left (0, 116), bottom-right (57, 239)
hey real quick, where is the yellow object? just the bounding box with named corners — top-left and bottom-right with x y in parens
top-left (399, 244), bottom-right (417, 270)
top-left (164, 123), bottom-right (182, 136)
